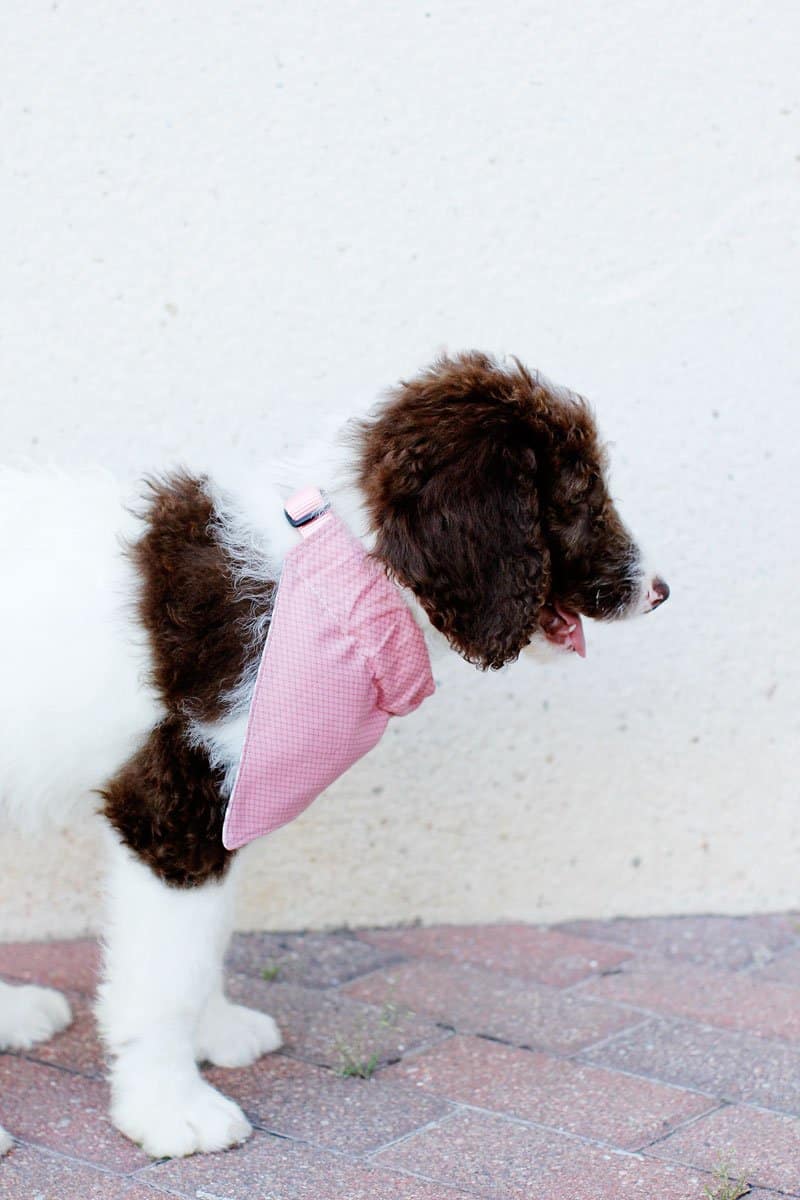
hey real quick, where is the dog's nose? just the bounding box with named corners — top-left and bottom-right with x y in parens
top-left (646, 577), bottom-right (670, 610)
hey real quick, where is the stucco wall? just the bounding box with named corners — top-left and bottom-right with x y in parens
top-left (1, 1), bottom-right (798, 937)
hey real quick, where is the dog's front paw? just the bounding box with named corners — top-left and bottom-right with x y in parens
top-left (196, 997), bottom-right (282, 1068)
top-left (0, 1124), bottom-right (12, 1156)
top-left (112, 1075), bottom-right (251, 1158)
top-left (0, 984), bottom-right (72, 1050)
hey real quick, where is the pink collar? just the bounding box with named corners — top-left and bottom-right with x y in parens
top-left (222, 488), bottom-right (435, 849)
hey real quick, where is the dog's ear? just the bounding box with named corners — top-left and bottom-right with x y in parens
top-left (357, 354), bottom-right (550, 669)
top-left (373, 450), bottom-right (548, 669)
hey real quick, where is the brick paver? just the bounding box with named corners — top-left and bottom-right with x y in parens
top-left (146, 1130), bottom-right (474, 1198)
top-left (560, 914), bottom-right (799, 971)
top-left (583, 1015), bottom-right (800, 1113)
top-left (0, 1144), bottom-right (132, 1200)
top-left (358, 923), bottom-right (632, 986)
top-left (374, 1109), bottom-right (713, 1198)
top-left (584, 956), bottom-right (800, 1041)
top-left (226, 973), bottom-right (448, 1068)
top-left (204, 1053), bottom-right (453, 1153)
top-left (751, 945), bottom-right (800, 988)
top-left (343, 959), bottom-right (641, 1052)
top-left (650, 1103), bottom-right (800, 1193)
top-left (0, 1055), bottom-right (149, 1171)
top-left (2, 916), bottom-right (800, 1199)
top-left (0, 939), bottom-right (100, 995)
top-left (227, 929), bottom-right (403, 988)
top-left (385, 1033), bottom-right (716, 1149)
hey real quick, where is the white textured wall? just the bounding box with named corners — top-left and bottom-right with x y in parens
top-left (1, 1), bottom-right (799, 937)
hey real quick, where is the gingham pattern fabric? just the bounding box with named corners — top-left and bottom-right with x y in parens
top-left (222, 500), bottom-right (435, 850)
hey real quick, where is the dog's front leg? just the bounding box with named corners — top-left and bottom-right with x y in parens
top-left (0, 977), bottom-right (72, 1154)
top-left (96, 838), bottom-right (259, 1158)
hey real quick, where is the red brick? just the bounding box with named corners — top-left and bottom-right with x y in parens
top-left (226, 974), bottom-right (447, 1068)
top-left (204, 1053), bottom-right (452, 1153)
top-left (118, 1189), bottom-right (169, 1199)
top-left (0, 1055), bottom-right (149, 1172)
top-left (650, 1104), bottom-right (800, 1193)
top-left (385, 1034), bottom-right (715, 1149)
top-left (583, 1015), bottom-right (800, 1113)
top-left (374, 1109), bottom-right (712, 1198)
top-left (20, 992), bottom-right (105, 1078)
top-left (358, 924), bottom-right (631, 986)
top-left (559, 915), bottom-right (798, 971)
top-left (0, 1144), bottom-right (133, 1200)
top-left (751, 945), bottom-right (800, 988)
top-left (227, 930), bottom-right (403, 987)
top-left (146, 1128), bottom-right (474, 1198)
top-left (537, 1155), bottom-right (747, 1200)
top-left (0, 939), bottom-right (100, 995)
top-left (343, 960), bottom-right (640, 1053)
top-left (584, 958), bottom-right (800, 1040)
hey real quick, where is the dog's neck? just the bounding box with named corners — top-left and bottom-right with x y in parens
top-left (207, 418), bottom-right (364, 564)
top-left (207, 421), bottom-right (453, 660)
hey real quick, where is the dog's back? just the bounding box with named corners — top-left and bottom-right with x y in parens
top-left (0, 467), bottom-right (160, 830)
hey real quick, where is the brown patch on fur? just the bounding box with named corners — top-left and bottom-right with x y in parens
top-left (101, 471), bottom-right (275, 886)
top-left (356, 351), bottom-right (640, 669)
top-left (131, 471), bottom-right (274, 722)
top-left (101, 716), bottom-right (232, 887)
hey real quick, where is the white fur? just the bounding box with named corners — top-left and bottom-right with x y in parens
top-left (195, 989), bottom-right (282, 1068)
top-left (635, 553), bottom-right (666, 614)
top-left (0, 977), bottom-right (73, 1156)
top-left (0, 979), bottom-right (72, 1050)
top-left (0, 467), bottom-right (162, 831)
top-left (96, 836), bottom-right (279, 1157)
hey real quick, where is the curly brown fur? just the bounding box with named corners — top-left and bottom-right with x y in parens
top-left (101, 715), bottom-right (232, 887)
top-left (102, 472), bottom-right (275, 886)
top-left (356, 353), bottom-right (548, 668)
top-left (357, 351), bottom-right (641, 668)
top-left (131, 471), bottom-right (275, 722)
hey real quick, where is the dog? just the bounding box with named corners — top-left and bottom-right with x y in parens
top-left (0, 351), bottom-right (669, 1157)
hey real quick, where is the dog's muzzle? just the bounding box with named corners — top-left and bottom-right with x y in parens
top-left (645, 576), bottom-right (670, 612)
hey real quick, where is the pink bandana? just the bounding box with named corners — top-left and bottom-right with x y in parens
top-left (222, 488), bottom-right (435, 850)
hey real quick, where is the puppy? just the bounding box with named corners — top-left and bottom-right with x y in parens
top-left (0, 352), bottom-right (668, 1157)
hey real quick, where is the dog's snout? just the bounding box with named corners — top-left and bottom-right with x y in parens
top-left (646, 576), bottom-right (670, 611)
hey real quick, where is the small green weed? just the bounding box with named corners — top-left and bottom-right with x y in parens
top-left (334, 1042), bottom-right (380, 1079)
top-left (703, 1161), bottom-right (750, 1200)
top-left (260, 961), bottom-right (281, 981)
top-left (330, 990), bottom-right (410, 1080)
top-left (379, 998), bottom-right (411, 1027)
top-left (335, 1056), bottom-right (381, 1084)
